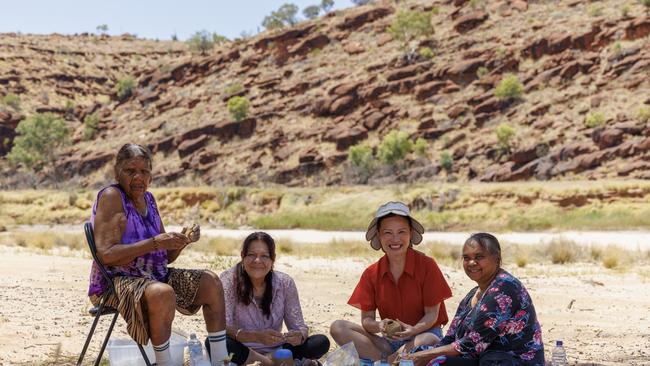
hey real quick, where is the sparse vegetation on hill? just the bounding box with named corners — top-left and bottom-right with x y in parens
top-left (1, 0), bottom-right (650, 189)
top-left (227, 96), bottom-right (250, 121)
top-left (115, 76), bottom-right (135, 101)
top-left (187, 30), bottom-right (215, 55)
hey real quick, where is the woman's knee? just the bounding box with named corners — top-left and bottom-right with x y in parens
top-left (201, 270), bottom-right (223, 293)
top-left (145, 282), bottom-right (176, 311)
top-left (329, 319), bottom-right (352, 338)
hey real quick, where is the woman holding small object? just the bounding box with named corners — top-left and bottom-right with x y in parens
top-left (404, 233), bottom-right (544, 366)
top-left (206, 231), bottom-right (329, 366)
top-left (88, 143), bottom-right (228, 366)
top-left (329, 201), bottom-right (453, 365)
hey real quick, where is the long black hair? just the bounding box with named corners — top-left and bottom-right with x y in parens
top-left (235, 231), bottom-right (276, 318)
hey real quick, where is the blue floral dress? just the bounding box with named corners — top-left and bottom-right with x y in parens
top-left (438, 270), bottom-right (544, 365)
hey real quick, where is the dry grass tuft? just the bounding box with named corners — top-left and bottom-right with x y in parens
top-left (548, 238), bottom-right (581, 264)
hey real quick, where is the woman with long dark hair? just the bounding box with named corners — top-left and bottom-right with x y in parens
top-left (206, 232), bottom-right (329, 366)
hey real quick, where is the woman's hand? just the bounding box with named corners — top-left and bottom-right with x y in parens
top-left (283, 330), bottom-right (304, 346)
top-left (153, 232), bottom-right (190, 251)
top-left (392, 319), bottom-right (416, 340)
top-left (257, 329), bottom-right (285, 345)
top-left (404, 350), bottom-right (438, 366)
top-left (187, 224), bottom-right (200, 243)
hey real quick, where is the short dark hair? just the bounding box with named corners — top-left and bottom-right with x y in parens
top-left (235, 232), bottom-right (276, 318)
top-left (464, 232), bottom-right (502, 266)
top-left (115, 143), bottom-right (152, 172)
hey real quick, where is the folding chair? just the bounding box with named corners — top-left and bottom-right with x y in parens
top-left (77, 221), bottom-right (153, 366)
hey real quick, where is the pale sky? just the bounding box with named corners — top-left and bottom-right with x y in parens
top-left (0, 0), bottom-right (356, 41)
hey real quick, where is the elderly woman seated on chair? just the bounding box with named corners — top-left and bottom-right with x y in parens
top-left (88, 143), bottom-right (228, 366)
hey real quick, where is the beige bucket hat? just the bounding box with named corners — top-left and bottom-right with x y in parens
top-left (365, 201), bottom-right (424, 250)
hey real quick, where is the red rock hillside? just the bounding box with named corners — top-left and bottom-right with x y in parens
top-left (1, 0), bottom-right (650, 188)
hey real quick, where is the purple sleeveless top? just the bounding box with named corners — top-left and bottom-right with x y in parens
top-left (87, 184), bottom-right (168, 297)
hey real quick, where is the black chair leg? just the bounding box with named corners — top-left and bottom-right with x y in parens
top-left (138, 343), bottom-right (153, 366)
top-left (77, 306), bottom-right (104, 366)
top-left (94, 311), bottom-right (118, 366)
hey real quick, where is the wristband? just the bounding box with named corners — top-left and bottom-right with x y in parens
top-left (152, 236), bottom-right (159, 251)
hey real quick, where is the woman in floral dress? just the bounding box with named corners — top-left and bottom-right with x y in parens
top-left (405, 233), bottom-right (544, 366)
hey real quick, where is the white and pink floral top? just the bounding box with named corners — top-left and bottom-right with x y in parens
top-left (220, 266), bottom-right (309, 354)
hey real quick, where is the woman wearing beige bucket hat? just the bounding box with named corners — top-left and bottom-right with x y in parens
top-left (330, 201), bottom-right (452, 365)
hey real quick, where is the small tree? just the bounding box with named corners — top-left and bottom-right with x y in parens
top-left (321, 0), bottom-right (334, 12)
top-left (8, 113), bottom-right (70, 171)
top-left (212, 33), bottom-right (229, 45)
top-left (187, 30), bottom-right (214, 55)
top-left (227, 96), bottom-right (250, 122)
top-left (115, 76), bottom-right (136, 101)
top-left (96, 24), bottom-right (109, 34)
top-left (348, 143), bottom-right (374, 170)
top-left (377, 130), bottom-right (413, 165)
top-left (303, 5), bottom-right (321, 19)
top-left (351, 0), bottom-right (371, 5)
top-left (494, 74), bottom-right (524, 100)
top-left (388, 10), bottom-right (434, 56)
top-left (263, 3), bottom-right (299, 30)
top-left (440, 151), bottom-right (453, 173)
top-left (414, 137), bottom-right (428, 157)
top-left (495, 123), bottom-right (515, 154)
top-left (83, 113), bottom-right (100, 140)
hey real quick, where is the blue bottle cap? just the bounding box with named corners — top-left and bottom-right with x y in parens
top-left (274, 349), bottom-right (293, 359)
top-left (556, 340), bottom-right (563, 346)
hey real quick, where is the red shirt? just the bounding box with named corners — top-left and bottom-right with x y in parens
top-left (348, 248), bottom-right (452, 327)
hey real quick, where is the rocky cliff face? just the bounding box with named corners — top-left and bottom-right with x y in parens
top-left (1, 0), bottom-right (650, 188)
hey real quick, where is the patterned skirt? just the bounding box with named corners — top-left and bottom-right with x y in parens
top-left (90, 268), bottom-right (203, 345)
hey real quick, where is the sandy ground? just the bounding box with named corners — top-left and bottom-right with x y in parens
top-left (0, 245), bottom-right (649, 365)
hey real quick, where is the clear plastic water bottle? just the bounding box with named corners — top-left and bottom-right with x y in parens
top-left (187, 332), bottom-right (204, 366)
top-left (399, 359), bottom-right (414, 366)
top-left (551, 340), bottom-right (568, 366)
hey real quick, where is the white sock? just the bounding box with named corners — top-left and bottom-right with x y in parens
top-left (208, 330), bottom-right (228, 365)
top-left (153, 338), bottom-right (172, 366)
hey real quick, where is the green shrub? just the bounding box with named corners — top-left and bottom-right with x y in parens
top-left (2, 93), bottom-right (20, 110)
top-left (115, 76), bottom-right (135, 101)
top-left (64, 99), bottom-right (75, 113)
top-left (637, 105), bottom-right (650, 123)
top-left (377, 130), bottom-right (413, 165)
top-left (227, 96), bottom-right (250, 122)
top-left (388, 10), bottom-right (435, 52)
top-left (495, 123), bottom-right (515, 153)
top-left (303, 5), bottom-right (321, 19)
top-left (187, 30), bottom-right (214, 55)
top-left (440, 151), bottom-right (453, 173)
top-left (225, 83), bottom-right (244, 96)
top-left (7, 113), bottom-right (70, 171)
top-left (476, 66), bottom-right (489, 78)
top-left (83, 113), bottom-right (100, 140)
top-left (418, 47), bottom-right (434, 59)
top-left (348, 143), bottom-right (374, 170)
top-left (414, 138), bottom-right (428, 157)
top-left (494, 74), bottom-right (523, 100)
top-left (585, 112), bottom-right (605, 128)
